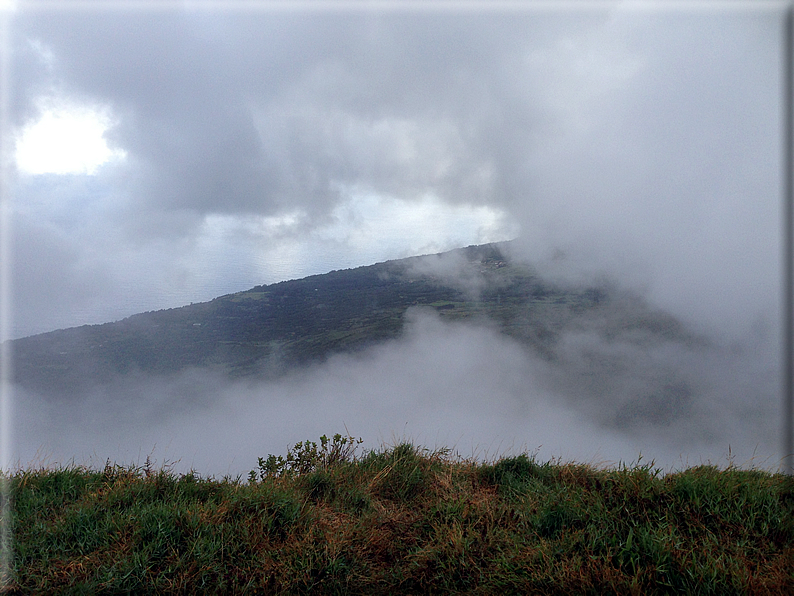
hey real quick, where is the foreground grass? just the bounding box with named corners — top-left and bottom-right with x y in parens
top-left (4, 439), bottom-right (794, 594)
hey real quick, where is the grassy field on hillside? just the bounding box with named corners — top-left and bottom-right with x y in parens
top-left (4, 436), bottom-right (793, 594)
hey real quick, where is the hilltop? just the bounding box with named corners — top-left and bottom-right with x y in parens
top-left (10, 241), bottom-right (691, 397)
top-left (8, 439), bottom-right (794, 594)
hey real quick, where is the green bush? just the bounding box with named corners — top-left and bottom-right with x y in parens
top-left (251, 433), bottom-right (362, 480)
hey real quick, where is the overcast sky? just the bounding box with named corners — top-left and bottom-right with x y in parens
top-left (3, 0), bottom-right (783, 340)
top-left (2, 1), bottom-right (789, 473)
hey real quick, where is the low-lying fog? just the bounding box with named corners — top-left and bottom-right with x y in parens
top-left (13, 303), bottom-right (780, 478)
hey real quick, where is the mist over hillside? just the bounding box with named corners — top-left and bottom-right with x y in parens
top-left (9, 243), bottom-right (779, 476)
top-left (4, 4), bottom-right (782, 480)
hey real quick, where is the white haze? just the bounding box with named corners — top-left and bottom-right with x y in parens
top-left (12, 308), bottom-right (780, 477)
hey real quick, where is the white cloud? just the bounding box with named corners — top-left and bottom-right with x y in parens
top-left (14, 99), bottom-right (127, 176)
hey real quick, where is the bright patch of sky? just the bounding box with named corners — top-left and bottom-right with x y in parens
top-left (188, 193), bottom-right (518, 302)
top-left (14, 99), bottom-right (126, 176)
top-left (320, 191), bottom-right (517, 255)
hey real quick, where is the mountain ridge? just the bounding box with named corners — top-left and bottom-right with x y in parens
top-left (10, 241), bottom-right (692, 398)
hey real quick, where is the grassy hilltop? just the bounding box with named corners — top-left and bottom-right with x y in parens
top-left (5, 436), bottom-right (794, 594)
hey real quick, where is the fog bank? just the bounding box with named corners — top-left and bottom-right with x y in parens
top-left (12, 308), bottom-right (779, 477)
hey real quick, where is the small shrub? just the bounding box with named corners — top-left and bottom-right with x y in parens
top-left (252, 433), bottom-right (362, 480)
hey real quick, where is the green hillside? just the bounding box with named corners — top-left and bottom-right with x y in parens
top-left (10, 242), bottom-right (688, 395)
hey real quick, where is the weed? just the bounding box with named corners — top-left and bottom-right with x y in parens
top-left (252, 433), bottom-right (362, 480)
